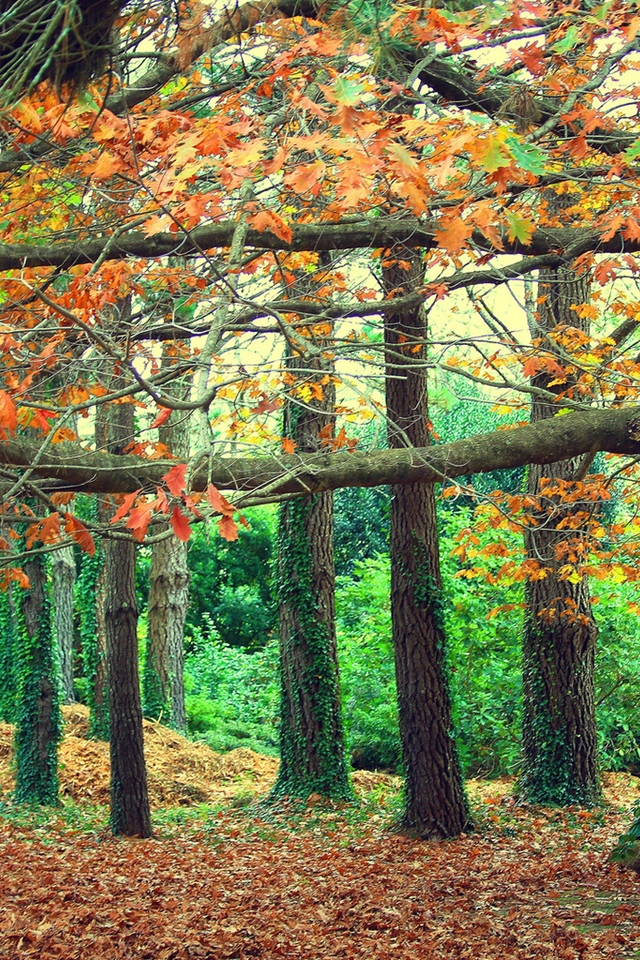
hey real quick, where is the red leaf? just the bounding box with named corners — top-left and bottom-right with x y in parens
top-left (218, 514), bottom-right (239, 541)
top-left (150, 406), bottom-right (173, 429)
top-left (155, 486), bottom-right (170, 515)
top-left (163, 463), bottom-right (188, 497)
top-left (207, 483), bottom-right (235, 516)
top-left (126, 503), bottom-right (153, 542)
top-left (110, 489), bottom-right (141, 524)
top-left (170, 505), bottom-right (192, 542)
top-left (250, 210), bottom-right (293, 244)
top-left (64, 515), bottom-right (96, 556)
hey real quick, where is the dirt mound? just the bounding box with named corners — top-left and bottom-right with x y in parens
top-left (1, 706), bottom-right (638, 810)
top-left (0, 705), bottom-right (280, 808)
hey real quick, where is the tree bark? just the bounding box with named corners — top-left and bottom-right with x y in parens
top-left (144, 363), bottom-right (190, 732)
top-left (14, 554), bottom-right (62, 804)
top-left (105, 535), bottom-right (151, 836)
top-left (384, 249), bottom-right (469, 839)
top-left (52, 544), bottom-right (76, 703)
top-left (520, 221), bottom-right (601, 806)
top-left (271, 329), bottom-right (351, 801)
top-left (101, 300), bottom-right (152, 836)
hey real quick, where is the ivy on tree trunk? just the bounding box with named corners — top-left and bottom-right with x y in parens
top-left (520, 217), bottom-right (601, 806)
top-left (14, 554), bottom-right (62, 805)
top-left (271, 322), bottom-right (351, 803)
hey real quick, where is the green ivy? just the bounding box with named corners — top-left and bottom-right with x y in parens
top-left (0, 587), bottom-right (18, 722)
top-left (77, 544), bottom-right (109, 740)
top-left (271, 495), bottom-right (352, 802)
top-left (14, 556), bottom-right (62, 805)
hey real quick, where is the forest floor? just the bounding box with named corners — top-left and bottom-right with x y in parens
top-left (0, 707), bottom-right (639, 959)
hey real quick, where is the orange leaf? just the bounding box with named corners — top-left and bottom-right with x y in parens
top-left (126, 503), bottom-right (153, 542)
top-left (93, 150), bottom-right (121, 179)
top-left (218, 514), bottom-right (239, 541)
top-left (434, 216), bottom-right (474, 254)
top-left (282, 437), bottom-right (297, 454)
top-left (163, 463), bottom-right (188, 497)
top-left (170, 505), bottom-right (192, 542)
top-left (110, 489), bottom-right (141, 524)
top-left (207, 483), bottom-right (235, 516)
top-left (0, 391), bottom-right (18, 433)
top-left (64, 515), bottom-right (96, 556)
top-left (251, 210), bottom-right (293, 244)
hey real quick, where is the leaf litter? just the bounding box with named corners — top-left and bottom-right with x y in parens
top-left (0, 706), bottom-right (638, 959)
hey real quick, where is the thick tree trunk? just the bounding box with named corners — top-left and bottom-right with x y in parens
top-left (271, 331), bottom-right (351, 801)
top-left (384, 250), bottom-right (469, 839)
top-left (14, 554), bottom-right (62, 804)
top-left (144, 369), bottom-right (190, 732)
top-left (520, 248), bottom-right (600, 806)
top-left (52, 544), bottom-right (76, 703)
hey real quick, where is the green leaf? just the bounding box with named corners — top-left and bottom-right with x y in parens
top-left (505, 137), bottom-right (548, 176)
top-left (625, 138), bottom-right (640, 162)
top-left (552, 25), bottom-right (579, 55)
top-left (506, 210), bottom-right (535, 244)
top-left (332, 76), bottom-right (366, 106)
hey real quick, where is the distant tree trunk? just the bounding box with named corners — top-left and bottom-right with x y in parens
top-left (78, 542), bottom-right (109, 740)
top-left (271, 330), bottom-right (351, 802)
top-left (14, 554), bottom-right (62, 804)
top-left (520, 238), bottom-right (600, 806)
top-left (144, 364), bottom-right (190, 732)
top-left (52, 544), bottom-right (76, 703)
top-left (383, 249), bottom-right (469, 839)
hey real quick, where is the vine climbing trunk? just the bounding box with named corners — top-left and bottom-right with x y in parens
top-left (144, 355), bottom-right (190, 732)
top-left (521, 213), bottom-right (600, 805)
top-left (272, 301), bottom-right (351, 801)
top-left (14, 553), bottom-right (62, 804)
top-left (52, 544), bottom-right (76, 703)
top-left (383, 248), bottom-right (469, 839)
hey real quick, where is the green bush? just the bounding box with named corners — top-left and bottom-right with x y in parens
top-left (184, 617), bottom-right (280, 756)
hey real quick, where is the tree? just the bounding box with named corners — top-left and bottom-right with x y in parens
top-left (14, 554), bottom-right (62, 805)
top-left (52, 544), bottom-right (76, 703)
top-left (383, 248), bottom-right (469, 838)
top-left (143, 356), bottom-right (191, 731)
top-left (520, 234), bottom-right (600, 806)
top-left (272, 303), bottom-right (351, 801)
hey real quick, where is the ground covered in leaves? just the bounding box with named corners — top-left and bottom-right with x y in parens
top-left (0, 708), bottom-right (639, 959)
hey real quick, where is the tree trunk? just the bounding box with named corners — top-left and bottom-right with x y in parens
top-left (271, 329), bottom-right (351, 802)
top-left (101, 300), bottom-right (152, 836)
top-left (105, 535), bottom-right (151, 836)
top-left (52, 544), bottom-right (76, 703)
top-left (384, 249), bottom-right (469, 839)
top-left (144, 365), bottom-right (190, 732)
top-left (520, 241), bottom-right (600, 806)
top-left (14, 554), bottom-right (62, 804)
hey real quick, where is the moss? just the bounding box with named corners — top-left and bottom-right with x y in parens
top-left (0, 588), bottom-right (18, 722)
top-left (77, 546), bottom-right (109, 740)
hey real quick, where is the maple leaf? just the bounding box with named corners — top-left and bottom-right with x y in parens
top-left (126, 503), bottom-right (154, 542)
top-left (163, 463), bottom-right (188, 497)
top-left (0, 391), bottom-right (18, 434)
top-left (64, 514), bottom-right (96, 556)
top-left (110, 490), bottom-right (142, 524)
top-left (282, 437), bottom-right (297, 454)
top-left (506, 211), bottom-right (535, 245)
top-left (207, 484), bottom-right (235, 516)
top-left (251, 211), bottom-right (293, 244)
top-left (170, 505), bottom-right (192, 542)
top-left (218, 514), bottom-right (239, 541)
top-left (93, 151), bottom-right (121, 180)
top-left (434, 216), bottom-right (474, 254)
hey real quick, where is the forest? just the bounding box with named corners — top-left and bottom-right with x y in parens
top-left (2, 0), bottom-right (640, 956)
